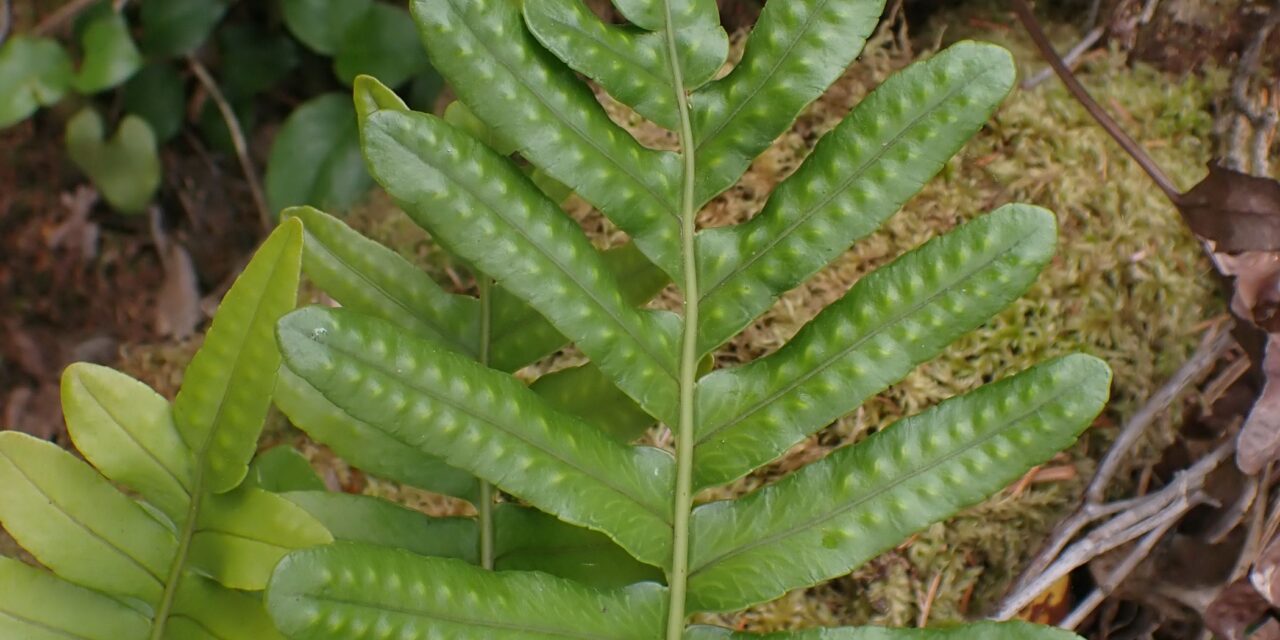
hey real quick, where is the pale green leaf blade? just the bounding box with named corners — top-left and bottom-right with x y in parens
top-left (173, 218), bottom-right (303, 494)
top-left (61, 362), bottom-right (194, 522)
top-left (493, 504), bottom-right (664, 589)
top-left (190, 486), bottom-right (333, 590)
top-left (0, 36), bottom-right (73, 128)
top-left (266, 94), bottom-right (372, 215)
top-left (686, 355), bottom-right (1112, 612)
top-left (169, 574), bottom-right (287, 640)
top-left (684, 622), bottom-right (1083, 639)
top-left (696, 42), bottom-right (1017, 352)
top-left (285, 205), bottom-right (480, 358)
top-left (267, 543), bottom-right (667, 639)
top-left (247, 446), bottom-right (326, 493)
top-left (694, 204), bottom-right (1057, 489)
top-left (0, 431), bottom-right (174, 602)
top-left (74, 8), bottom-right (143, 93)
top-left (530, 363), bottom-right (653, 443)
top-left (282, 491), bottom-right (478, 562)
top-left (277, 306), bottom-right (675, 566)
top-left (690, 0), bottom-right (883, 204)
top-left (360, 107), bottom-right (680, 422)
top-left (410, 0), bottom-right (685, 280)
top-left (65, 109), bottom-right (161, 215)
top-left (275, 367), bottom-right (480, 501)
top-left (0, 557), bottom-right (150, 640)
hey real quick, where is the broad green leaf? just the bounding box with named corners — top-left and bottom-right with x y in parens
top-left (690, 0), bottom-right (883, 204)
top-left (276, 306), bottom-right (675, 566)
top-left (139, 0), bottom-right (229, 57)
top-left (443, 100), bottom-right (517, 156)
top-left (360, 106), bottom-right (681, 422)
top-left (170, 574), bottom-right (288, 640)
top-left (282, 0), bottom-right (373, 55)
top-left (61, 362), bottom-right (194, 522)
top-left (695, 42), bottom-right (1017, 353)
top-left (0, 36), bottom-right (73, 128)
top-left (333, 3), bottom-right (427, 87)
top-left (190, 486), bottom-right (333, 590)
top-left (285, 205), bottom-right (480, 357)
top-left (122, 63), bottom-right (186, 142)
top-left (275, 367), bottom-right (480, 501)
top-left (173, 218), bottom-right (303, 494)
top-left (493, 504), bottom-right (664, 589)
top-left (530, 363), bottom-right (653, 443)
top-left (266, 93), bottom-right (373, 216)
top-left (219, 25), bottom-right (300, 100)
top-left (411, 0), bottom-right (685, 280)
top-left (74, 7), bottom-right (143, 93)
top-left (523, 0), bottom-right (727, 129)
top-left (282, 491), bottom-right (478, 562)
top-left (0, 557), bottom-right (149, 640)
top-left (65, 108), bottom-right (161, 214)
top-left (268, 543), bottom-right (667, 639)
top-left (693, 204), bottom-right (1057, 489)
top-left (248, 445), bottom-right (326, 493)
top-left (684, 622), bottom-right (1083, 639)
top-left (686, 355), bottom-right (1112, 612)
top-left (288, 200), bottom-right (668, 374)
top-left (0, 431), bottom-right (174, 602)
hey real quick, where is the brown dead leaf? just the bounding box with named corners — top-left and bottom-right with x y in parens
top-left (1238, 338), bottom-right (1280, 473)
top-left (1180, 165), bottom-right (1280, 253)
top-left (1253, 536), bottom-right (1280, 608)
top-left (1207, 579), bottom-right (1274, 640)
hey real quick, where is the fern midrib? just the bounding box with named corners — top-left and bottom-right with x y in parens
top-left (77, 378), bottom-right (192, 499)
top-left (695, 236), bottom-right (1031, 449)
top-left (478, 275), bottom-right (496, 571)
top-left (688, 391), bottom-right (1076, 576)
top-left (150, 239), bottom-right (292, 640)
top-left (663, 0), bottom-right (700, 636)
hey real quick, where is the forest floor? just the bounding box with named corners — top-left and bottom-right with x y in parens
top-left (3, 1), bottom-right (1277, 638)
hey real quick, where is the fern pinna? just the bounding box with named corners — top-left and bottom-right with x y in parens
top-left (0, 221), bottom-right (334, 640)
top-left (263, 0), bottom-right (1112, 639)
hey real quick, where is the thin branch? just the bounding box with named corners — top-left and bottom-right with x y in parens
top-left (994, 440), bottom-right (1234, 620)
top-left (0, 0), bottom-right (11, 46)
top-left (1022, 26), bottom-right (1105, 90)
top-left (1010, 0), bottom-right (1183, 203)
top-left (33, 0), bottom-right (98, 36)
top-left (186, 57), bottom-right (273, 232)
top-left (1059, 517), bottom-right (1179, 630)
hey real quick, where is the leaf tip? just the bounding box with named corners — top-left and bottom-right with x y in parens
top-left (353, 74), bottom-right (409, 122)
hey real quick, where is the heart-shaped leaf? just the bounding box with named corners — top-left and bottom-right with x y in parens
top-left (282, 0), bottom-right (373, 55)
top-left (139, 0), bottom-right (230, 57)
top-left (333, 3), bottom-right (427, 87)
top-left (122, 63), bottom-right (186, 142)
top-left (74, 7), bottom-right (143, 93)
top-left (65, 108), bottom-right (161, 214)
top-left (0, 36), bottom-right (73, 128)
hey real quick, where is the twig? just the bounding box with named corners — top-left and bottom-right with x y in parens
top-left (1006, 321), bottom-right (1229, 591)
top-left (994, 439), bottom-right (1235, 620)
top-left (1087, 323), bottom-right (1233, 504)
top-left (187, 57), bottom-right (273, 232)
top-left (1022, 26), bottom-right (1105, 90)
top-left (1058, 516), bottom-right (1179, 630)
top-left (918, 571), bottom-right (943, 628)
top-left (1010, 0), bottom-right (1183, 203)
top-left (1225, 2), bottom-right (1280, 174)
top-left (33, 0), bottom-right (98, 36)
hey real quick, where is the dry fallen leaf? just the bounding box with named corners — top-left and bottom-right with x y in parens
top-left (1180, 165), bottom-right (1280, 254)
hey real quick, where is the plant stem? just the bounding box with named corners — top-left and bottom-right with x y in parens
top-left (150, 460), bottom-right (204, 639)
top-left (1010, 0), bottom-right (1183, 203)
top-left (478, 275), bottom-right (496, 570)
top-left (663, 4), bottom-right (699, 638)
top-left (187, 57), bottom-right (274, 232)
